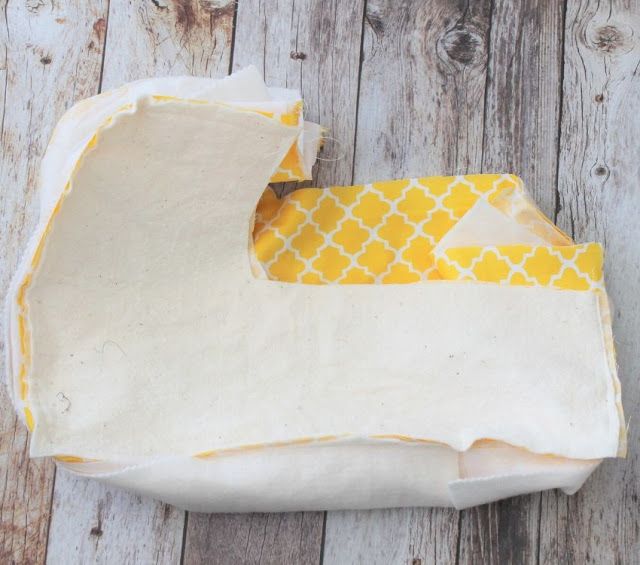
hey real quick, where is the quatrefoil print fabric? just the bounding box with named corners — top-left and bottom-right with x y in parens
top-left (252, 174), bottom-right (603, 291)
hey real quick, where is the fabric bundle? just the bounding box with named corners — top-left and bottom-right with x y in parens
top-left (5, 67), bottom-right (625, 511)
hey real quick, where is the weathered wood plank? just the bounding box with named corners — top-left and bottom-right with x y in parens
top-left (102, 0), bottom-right (235, 86)
top-left (540, 1), bottom-right (640, 562)
top-left (458, 2), bottom-right (566, 563)
top-left (184, 512), bottom-right (324, 565)
top-left (5, 1), bottom-right (638, 563)
top-left (0, 1), bottom-right (109, 562)
top-left (324, 1), bottom-right (491, 562)
top-left (45, 1), bottom-right (236, 563)
top-left (183, 1), bottom-right (365, 563)
top-left (351, 0), bottom-right (491, 182)
top-left (324, 508), bottom-right (459, 565)
top-left (46, 472), bottom-right (184, 565)
top-left (231, 0), bottom-right (365, 187)
top-left (0, 387), bottom-right (54, 565)
top-left (481, 0), bottom-right (566, 216)
top-left (458, 495), bottom-right (541, 565)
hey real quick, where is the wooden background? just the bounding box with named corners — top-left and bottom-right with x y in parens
top-left (1, 0), bottom-right (639, 563)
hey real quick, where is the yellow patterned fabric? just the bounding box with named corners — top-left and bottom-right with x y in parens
top-left (252, 174), bottom-right (600, 289)
top-left (435, 243), bottom-right (603, 291)
top-left (270, 143), bottom-right (307, 182)
top-left (263, 102), bottom-right (313, 183)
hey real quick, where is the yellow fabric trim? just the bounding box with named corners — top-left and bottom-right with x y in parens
top-left (54, 455), bottom-right (96, 463)
top-left (194, 434), bottom-right (343, 459)
top-left (435, 243), bottom-right (603, 291)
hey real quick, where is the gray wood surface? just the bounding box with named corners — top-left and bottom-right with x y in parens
top-left (1, 0), bottom-right (638, 563)
top-left (543, 0), bottom-right (640, 562)
top-left (1, 2), bottom-right (109, 563)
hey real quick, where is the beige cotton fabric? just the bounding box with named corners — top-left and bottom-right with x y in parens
top-left (4, 69), bottom-right (624, 511)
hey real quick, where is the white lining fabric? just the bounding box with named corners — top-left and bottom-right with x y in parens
top-left (5, 69), bottom-right (623, 511)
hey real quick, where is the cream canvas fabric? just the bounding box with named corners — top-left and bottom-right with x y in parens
top-left (4, 68), bottom-right (625, 511)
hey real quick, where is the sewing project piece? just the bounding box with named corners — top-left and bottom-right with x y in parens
top-left (5, 67), bottom-right (625, 512)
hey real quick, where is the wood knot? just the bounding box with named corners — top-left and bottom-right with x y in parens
top-left (93, 18), bottom-right (107, 38)
top-left (440, 27), bottom-right (483, 66)
top-left (290, 50), bottom-right (307, 61)
top-left (90, 526), bottom-right (103, 537)
top-left (26, 0), bottom-right (45, 13)
top-left (199, 0), bottom-right (235, 19)
top-left (585, 22), bottom-right (634, 54)
top-left (365, 8), bottom-right (384, 38)
top-left (594, 93), bottom-right (604, 103)
top-left (412, 559), bottom-right (422, 565)
top-left (40, 55), bottom-right (52, 65)
top-left (592, 25), bottom-right (624, 52)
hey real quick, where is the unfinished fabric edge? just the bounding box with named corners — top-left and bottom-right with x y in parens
top-left (432, 190), bottom-right (625, 457)
top-left (53, 438), bottom-right (602, 512)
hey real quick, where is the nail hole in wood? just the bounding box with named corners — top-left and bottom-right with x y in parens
top-left (595, 94), bottom-right (604, 102)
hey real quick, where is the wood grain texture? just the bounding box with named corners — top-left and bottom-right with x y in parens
top-left (541, 0), bottom-right (640, 562)
top-left (231, 0), bottom-right (365, 186)
top-left (324, 508), bottom-right (459, 565)
top-left (481, 0), bottom-right (566, 216)
top-left (44, 1), bottom-right (236, 562)
top-left (457, 2), bottom-right (566, 563)
top-left (183, 2), bottom-right (365, 562)
top-left (102, 0), bottom-right (235, 87)
top-left (457, 495), bottom-right (541, 565)
top-left (324, 1), bottom-right (491, 562)
top-left (46, 472), bottom-right (184, 565)
top-left (3, 0), bottom-right (640, 562)
top-left (184, 512), bottom-right (323, 565)
top-left (0, 1), bottom-right (108, 562)
top-left (351, 0), bottom-right (491, 182)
